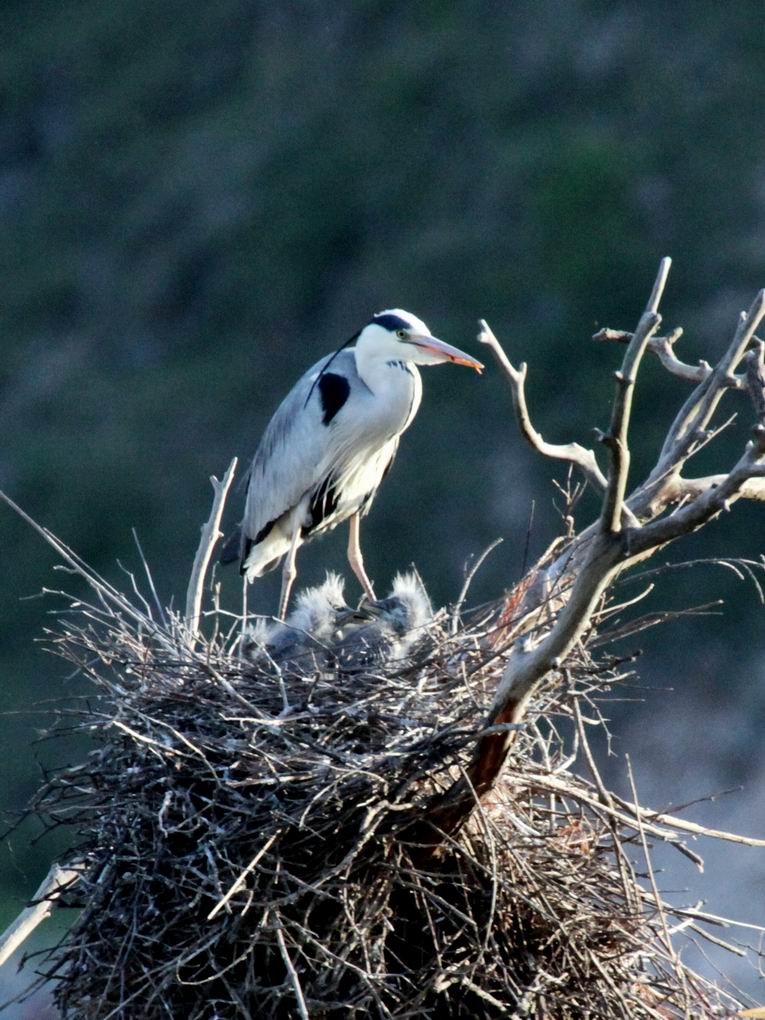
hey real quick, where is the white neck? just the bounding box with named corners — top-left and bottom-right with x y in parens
top-left (353, 344), bottom-right (382, 391)
top-left (353, 322), bottom-right (413, 391)
top-left (352, 341), bottom-right (423, 434)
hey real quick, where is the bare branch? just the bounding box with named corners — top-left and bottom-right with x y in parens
top-left (427, 260), bottom-right (765, 842)
top-left (185, 458), bottom-right (238, 642)
top-left (594, 326), bottom-right (713, 384)
top-left (629, 431), bottom-right (765, 555)
top-left (479, 319), bottom-right (608, 495)
top-left (657, 290), bottom-right (765, 470)
top-left (207, 831), bottom-right (280, 920)
top-left (664, 473), bottom-right (765, 505)
top-left (276, 923), bottom-right (310, 1020)
top-left (533, 772), bottom-right (765, 849)
top-left (745, 339), bottom-right (765, 422)
top-left (0, 864), bottom-right (81, 967)
top-left (599, 257), bottom-right (671, 534)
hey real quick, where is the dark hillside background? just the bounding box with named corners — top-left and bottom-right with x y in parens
top-left (2, 1), bottom-right (765, 1011)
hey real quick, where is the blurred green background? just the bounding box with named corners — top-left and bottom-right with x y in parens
top-left (2, 1), bottom-right (765, 1011)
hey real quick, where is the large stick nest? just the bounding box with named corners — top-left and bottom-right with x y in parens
top-left (11, 566), bottom-right (753, 1019)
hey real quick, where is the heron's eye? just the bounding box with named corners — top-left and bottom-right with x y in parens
top-left (396, 329), bottom-right (408, 340)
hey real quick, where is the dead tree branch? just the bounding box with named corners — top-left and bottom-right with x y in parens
top-left (594, 326), bottom-right (713, 384)
top-left (478, 320), bottom-right (609, 497)
top-left (652, 291), bottom-right (765, 478)
top-left (184, 457), bottom-right (237, 642)
top-left (600, 257), bottom-right (669, 533)
top-left (745, 339), bottom-right (765, 421)
top-left (426, 257), bottom-right (765, 840)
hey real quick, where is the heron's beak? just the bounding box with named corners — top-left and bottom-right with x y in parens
top-left (412, 335), bottom-right (484, 373)
top-left (334, 604), bottom-right (380, 627)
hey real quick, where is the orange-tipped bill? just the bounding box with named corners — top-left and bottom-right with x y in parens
top-left (413, 335), bottom-right (484, 373)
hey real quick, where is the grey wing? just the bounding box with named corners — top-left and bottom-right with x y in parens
top-left (243, 350), bottom-right (357, 542)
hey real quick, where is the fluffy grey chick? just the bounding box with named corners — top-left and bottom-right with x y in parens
top-left (243, 572), bottom-right (353, 669)
top-left (334, 571), bottom-right (433, 669)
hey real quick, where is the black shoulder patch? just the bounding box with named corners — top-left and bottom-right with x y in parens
top-left (372, 313), bottom-right (411, 333)
top-left (317, 372), bottom-right (350, 425)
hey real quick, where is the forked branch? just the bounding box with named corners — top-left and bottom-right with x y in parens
top-left (594, 327), bottom-right (713, 384)
top-left (425, 257), bottom-right (765, 841)
top-left (599, 256), bottom-right (670, 533)
top-left (478, 320), bottom-right (608, 496)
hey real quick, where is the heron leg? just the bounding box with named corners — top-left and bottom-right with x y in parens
top-left (239, 573), bottom-right (249, 658)
top-left (278, 525), bottom-right (301, 621)
top-left (347, 512), bottom-right (376, 600)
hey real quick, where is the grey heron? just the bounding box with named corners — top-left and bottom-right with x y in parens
top-left (221, 309), bottom-right (483, 618)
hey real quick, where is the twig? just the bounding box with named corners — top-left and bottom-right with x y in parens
top-left (594, 326), bottom-right (713, 384)
top-left (131, 528), bottom-right (167, 628)
top-left (185, 458), bottom-right (238, 642)
top-left (207, 832), bottom-right (280, 920)
top-left (479, 319), bottom-right (611, 497)
top-left (629, 430), bottom-right (765, 555)
top-left (745, 339), bottom-right (765, 423)
top-left (626, 756), bottom-right (691, 1009)
top-left (656, 289), bottom-right (765, 474)
top-left (451, 538), bottom-right (503, 636)
top-left (599, 256), bottom-right (670, 533)
top-left (275, 923), bottom-right (310, 1020)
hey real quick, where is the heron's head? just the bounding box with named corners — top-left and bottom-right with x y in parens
top-left (357, 309), bottom-right (483, 372)
top-left (289, 572), bottom-right (350, 636)
top-left (340, 572), bottom-right (434, 637)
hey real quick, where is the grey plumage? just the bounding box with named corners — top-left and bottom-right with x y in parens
top-left (240, 347), bottom-right (416, 577)
top-left (242, 571), bottom-right (434, 673)
top-left (242, 572), bottom-right (353, 670)
top-left (334, 572), bottom-right (434, 667)
top-left (220, 309), bottom-right (483, 618)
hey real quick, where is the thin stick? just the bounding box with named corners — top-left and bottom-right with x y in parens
top-left (534, 772), bottom-right (765, 848)
top-left (594, 327), bottom-right (713, 384)
top-left (185, 458), bottom-right (238, 641)
top-left (479, 320), bottom-right (610, 496)
top-left (599, 257), bottom-right (670, 533)
top-left (132, 528), bottom-right (167, 628)
top-left (626, 754), bottom-right (688, 1003)
top-left (207, 832), bottom-right (280, 920)
top-left (451, 538), bottom-right (504, 635)
top-left (745, 339), bottom-right (765, 423)
top-left (275, 923), bottom-right (310, 1020)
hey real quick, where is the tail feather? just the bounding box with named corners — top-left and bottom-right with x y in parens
top-left (219, 528), bottom-right (242, 566)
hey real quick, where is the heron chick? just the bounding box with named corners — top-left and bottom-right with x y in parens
top-left (244, 571), bottom-right (434, 673)
top-left (221, 309), bottom-right (483, 618)
top-left (242, 572), bottom-right (352, 669)
top-left (334, 571), bottom-right (434, 668)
